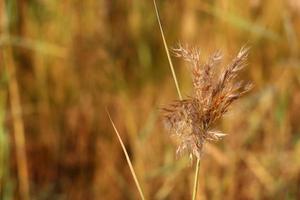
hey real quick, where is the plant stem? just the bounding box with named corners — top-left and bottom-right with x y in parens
top-left (152, 1), bottom-right (201, 200)
top-left (2, 2), bottom-right (30, 200)
top-left (153, 0), bottom-right (182, 100)
top-left (106, 110), bottom-right (146, 200)
top-left (192, 158), bottom-right (201, 200)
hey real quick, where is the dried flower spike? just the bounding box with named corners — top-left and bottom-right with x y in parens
top-left (163, 45), bottom-right (252, 159)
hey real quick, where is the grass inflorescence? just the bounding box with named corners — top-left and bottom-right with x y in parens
top-left (162, 45), bottom-right (252, 160)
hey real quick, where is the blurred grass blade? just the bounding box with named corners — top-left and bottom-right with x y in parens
top-left (153, 0), bottom-right (182, 100)
top-left (2, 44), bottom-right (30, 200)
top-left (106, 110), bottom-right (146, 200)
top-left (0, 90), bottom-right (12, 200)
top-left (216, 11), bottom-right (280, 41)
top-left (200, 3), bottom-right (280, 41)
top-left (0, 34), bottom-right (66, 58)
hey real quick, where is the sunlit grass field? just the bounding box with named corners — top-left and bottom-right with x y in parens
top-left (1, 0), bottom-right (300, 199)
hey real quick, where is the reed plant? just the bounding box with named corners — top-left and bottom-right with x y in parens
top-left (162, 45), bottom-right (252, 199)
top-left (108, 0), bottom-right (252, 199)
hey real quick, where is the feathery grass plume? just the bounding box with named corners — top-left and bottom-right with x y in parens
top-left (163, 44), bottom-right (252, 160)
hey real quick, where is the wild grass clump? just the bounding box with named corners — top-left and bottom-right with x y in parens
top-left (162, 45), bottom-right (253, 160)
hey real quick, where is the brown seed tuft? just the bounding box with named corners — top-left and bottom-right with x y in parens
top-left (163, 45), bottom-right (252, 159)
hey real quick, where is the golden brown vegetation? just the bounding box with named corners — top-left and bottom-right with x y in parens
top-left (1, 0), bottom-right (300, 199)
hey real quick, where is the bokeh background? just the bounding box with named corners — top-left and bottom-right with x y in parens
top-left (1, 0), bottom-right (300, 199)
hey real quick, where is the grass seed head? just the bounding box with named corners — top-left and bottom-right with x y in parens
top-left (163, 45), bottom-right (252, 159)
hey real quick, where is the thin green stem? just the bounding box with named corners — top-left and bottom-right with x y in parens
top-left (153, 0), bottom-right (182, 100)
top-left (192, 159), bottom-right (201, 200)
top-left (106, 110), bottom-right (146, 200)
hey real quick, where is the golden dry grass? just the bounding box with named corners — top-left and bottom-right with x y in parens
top-left (0, 0), bottom-right (300, 199)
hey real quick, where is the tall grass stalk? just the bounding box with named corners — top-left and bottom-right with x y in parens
top-left (152, 1), bottom-right (200, 199)
top-left (152, 0), bottom-right (182, 100)
top-left (3, 42), bottom-right (30, 200)
top-left (2, 2), bottom-right (30, 200)
top-left (192, 159), bottom-right (200, 200)
top-left (106, 110), bottom-right (146, 200)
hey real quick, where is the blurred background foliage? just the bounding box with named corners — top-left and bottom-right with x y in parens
top-left (0, 0), bottom-right (300, 199)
